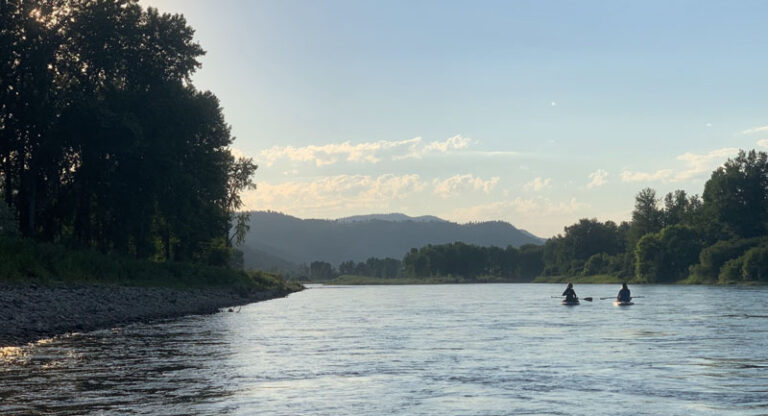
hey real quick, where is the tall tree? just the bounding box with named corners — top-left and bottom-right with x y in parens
top-left (703, 150), bottom-right (768, 238)
top-left (629, 188), bottom-right (663, 246)
top-left (0, 0), bottom-right (257, 269)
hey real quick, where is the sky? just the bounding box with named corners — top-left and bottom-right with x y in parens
top-left (142, 0), bottom-right (768, 238)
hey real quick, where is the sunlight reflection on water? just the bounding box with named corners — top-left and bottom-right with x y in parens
top-left (1, 284), bottom-right (767, 415)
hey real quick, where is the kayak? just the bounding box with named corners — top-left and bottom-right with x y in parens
top-left (613, 300), bottom-right (633, 306)
top-left (562, 299), bottom-right (580, 306)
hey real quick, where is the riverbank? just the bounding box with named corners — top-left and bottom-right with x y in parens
top-left (0, 283), bottom-right (302, 347)
top-left (531, 274), bottom-right (625, 284)
top-left (325, 275), bottom-right (533, 285)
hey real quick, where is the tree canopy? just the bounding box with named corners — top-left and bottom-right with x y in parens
top-left (306, 149), bottom-right (768, 285)
top-left (0, 0), bottom-right (255, 266)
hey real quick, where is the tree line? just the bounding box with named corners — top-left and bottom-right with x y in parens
top-left (311, 149), bottom-right (768, 284)
top-left (0, 1), bottom-right (255, 266)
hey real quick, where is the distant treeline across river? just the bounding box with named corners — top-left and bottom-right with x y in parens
top-left (308, 150), bottom-right (768, 285)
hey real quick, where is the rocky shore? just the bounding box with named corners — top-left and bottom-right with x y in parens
top-left (0, 283), bottom-right (301, 347)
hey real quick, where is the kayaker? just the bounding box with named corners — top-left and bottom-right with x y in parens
top-left (562, 283), bottom-right (577, 302)
top-left (617, 283), bottom-right (631, 302)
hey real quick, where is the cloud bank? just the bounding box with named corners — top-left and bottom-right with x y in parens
top-left (523, 177), bottom-right (551, 192)
top-left (258, 135), bottom-right (472, 167)
top-left (621, 148), bottom-right (737, 183)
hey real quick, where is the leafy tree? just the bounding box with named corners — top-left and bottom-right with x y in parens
top-left (635, 225), bottom-right (702, 283)
top-left (309, 261), bottom-right (335, 281)
top-left (703, 150), bottom-right (768, 238)
top-left (629, 188), bottom-right (663, 246)
top-left (0, 0), bottom-right (256, 272)
top-left (0, 201), bottom-right (19, 238)
top-left (339, 260), bottom-right (356, 275)
top-left (689, 238), bottom-right (762, 282)
top-left (741, 246), bottom-right (768, 282)
top-left (517, 244), bottom-right (544, 280)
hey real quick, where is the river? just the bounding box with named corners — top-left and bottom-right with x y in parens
top-left (2, 284), bottom-right (767, 415)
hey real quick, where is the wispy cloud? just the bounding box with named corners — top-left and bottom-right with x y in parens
top-left (523, 177), bottom-right (551, 192)
top-left (757, 139), bottom-right (768, 148)
top-left (258, 135), bottom-right (472, 167)
top-left (447, 197), bottom-right (590, 236)
top-left (450, 197), bottom-right (587, 219)
top-left (245, 174), bottom-right (428, 213)
top-left (621, 148), bottom-right (737, 183)
top-left (433, 174), bottom-right (500, 198)
top-left (742, 125), bottom-right (768, 135)
top-left (244, 172), bottom-right (500, 213)
top-left (587, 169), bottom-right (608, 189)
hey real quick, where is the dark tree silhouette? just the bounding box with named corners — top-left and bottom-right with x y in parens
top-left (0, 0), bottom-right (256, 269)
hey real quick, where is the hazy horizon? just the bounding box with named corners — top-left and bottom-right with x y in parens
top-left (142, 0), bottom-right (768, 237)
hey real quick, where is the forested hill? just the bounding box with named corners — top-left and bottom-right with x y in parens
top-left (241, 211), bottom-right (545, 267)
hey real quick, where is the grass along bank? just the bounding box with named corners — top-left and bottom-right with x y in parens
top-left (0, 237), bottom-right (302, 293)
top-left (325, 274), bottom-right (534, 285)
top-left (0, 237), bottom-right (303, 347)
top-left (531, 274), bottom-right (625, 284)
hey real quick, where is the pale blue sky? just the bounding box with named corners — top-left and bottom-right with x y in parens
top-left (143, 0), bottom-right (768, 237)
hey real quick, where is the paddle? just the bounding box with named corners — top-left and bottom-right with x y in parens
top-left (599, 296), bottom-right (645, 300)
top-left (552, 295), bottom-right (593, 302)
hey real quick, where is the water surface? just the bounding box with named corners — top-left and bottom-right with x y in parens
top-left (2, 284), bottom-right (767, 415)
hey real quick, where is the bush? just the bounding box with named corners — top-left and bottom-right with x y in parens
top-left (690, 238), bottom-right (762, 282)
top-left (718, 257), bottom-right (745, 284)
top-left (0, 237), bottom-right (299, 292)
top-left (0, 201), bottom-right (19, 238)
top-left (740, 246), bottom-right (768, 282)
top-left (582, 253), bottom-right (608, 275)
top-left (635, 225), bottom-right (702, 283)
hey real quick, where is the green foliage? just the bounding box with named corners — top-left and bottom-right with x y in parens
top-left (634, 232), bottom-right (662, 283)
top-left (339, 257), bottom-right (402, 279)
top-left (718, 244), bottom-right (768, 284)
top-left (718, 257), bottom-right (745, 284)
top-left (689, 238), bottom-right (762, 282)
top-left (531, 274), bottom-right (623, 284)
top-left (0, 202), bottom-right (19, 238)
top-left (0, 237), bottom-right (298, 291)
top-left (542, 218), bottom-right (627, 276)
top-left (582, 253), bottom-right (625, 276)
top-left (635, 225), bottom-right (702, 283)
top-left (741, 246), bottom-right (768, 282)
top-left (629, 188), bottom-right (664, 246)
top-left (703, 150), bottom-right (768, 238)
top-left (0, 0), bottom-right (256, 272)
top-left (309, 261), bottom-right (335, 281)
top-left (328, 274), bottom-right (520, 285)
top-left (401, 242), bottom-right (543, 281)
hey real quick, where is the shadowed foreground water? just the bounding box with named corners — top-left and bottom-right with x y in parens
top-left (2, 284), bottom-right (768, 415)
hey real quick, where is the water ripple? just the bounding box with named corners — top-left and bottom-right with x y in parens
top-left (1, 284), bottom-right (767, 415)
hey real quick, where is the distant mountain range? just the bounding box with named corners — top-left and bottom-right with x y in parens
top-left (240, 211), bottom-right (545, 271)
top-left (336, 213), bottom-right (446, 223)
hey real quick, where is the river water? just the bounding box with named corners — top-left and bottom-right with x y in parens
top-left (1, 284), bottom-right (767, 415)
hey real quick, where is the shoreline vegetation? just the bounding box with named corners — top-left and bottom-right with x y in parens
top-left (325, 274), bottom-right (765, 285)
top-left (0, 1), bottom-right (307, 347)
top-left (309, 150), bottom-right (768, 287)
top-left (0, 237), bottom-right (303, 347)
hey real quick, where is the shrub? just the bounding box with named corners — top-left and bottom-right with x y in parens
top-left (0, 201), bottom-right (19, 238)
top-left (690, 238), bottom-right (763, 282)
top-left (741, 246), bottom-right (768, 282)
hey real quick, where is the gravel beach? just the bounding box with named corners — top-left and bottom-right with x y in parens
top-left (0, 284), bottom-right (301, 347)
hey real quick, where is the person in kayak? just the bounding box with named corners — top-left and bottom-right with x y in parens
top-left (617, 283), bottom-right (631, 302)
top-left (562, 283), bottom-right (577, 302)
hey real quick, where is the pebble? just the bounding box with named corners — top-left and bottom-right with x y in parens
top-left (0, 283), bottom-right (299, 347)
